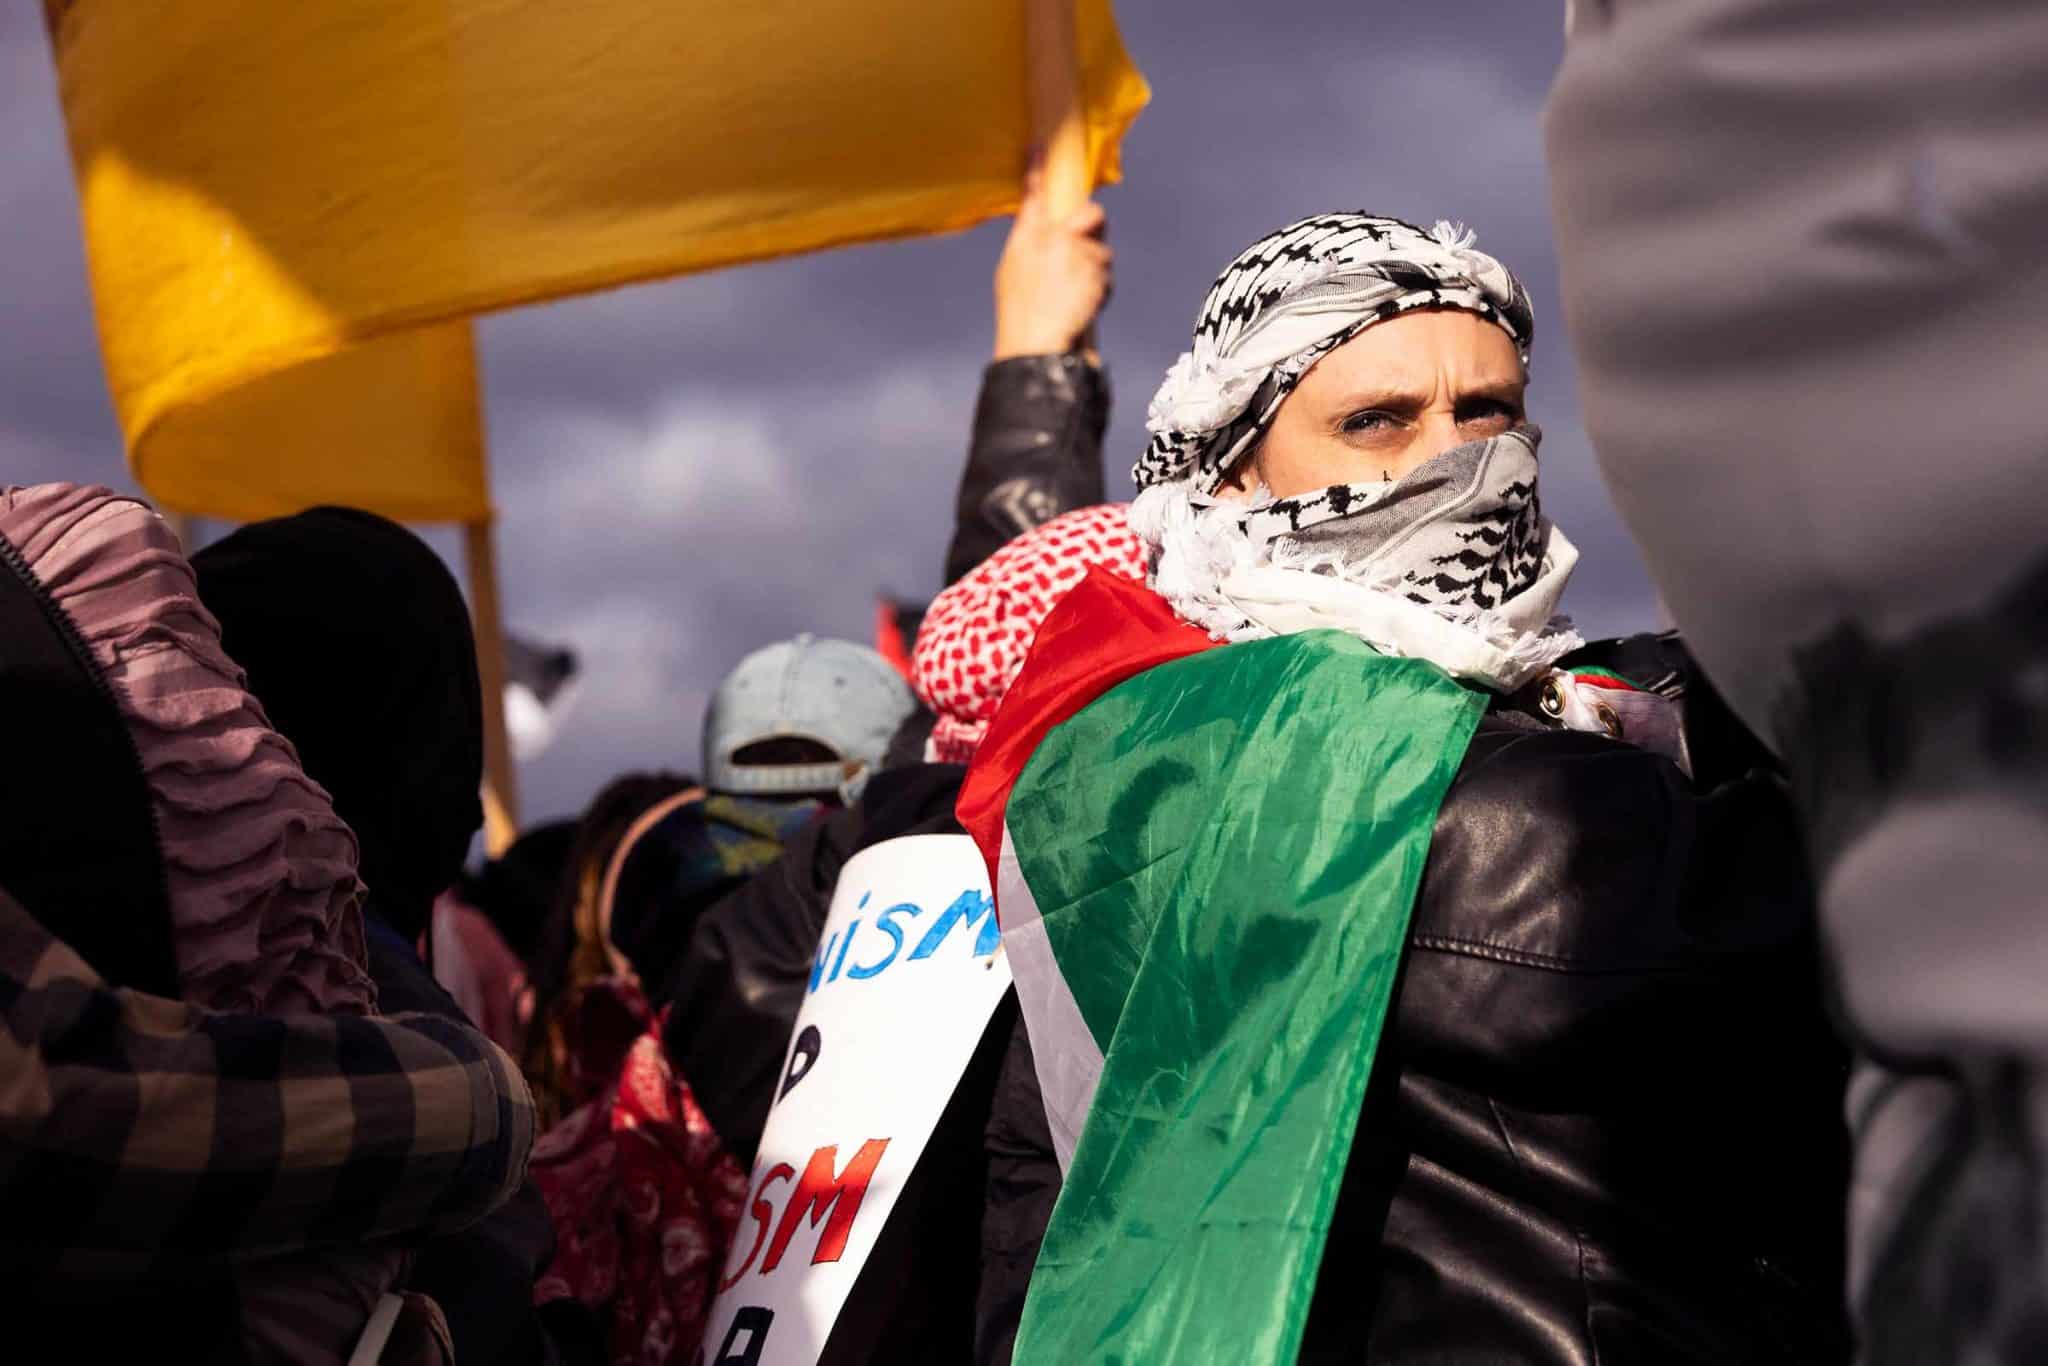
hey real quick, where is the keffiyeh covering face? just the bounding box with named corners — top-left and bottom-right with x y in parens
top-left (1246, 426), bottom-right (1553, 613)
top-left (1131, 428), bottom-right (1583, 692)
top-left (1138, 213), bottom-right (1534, 494)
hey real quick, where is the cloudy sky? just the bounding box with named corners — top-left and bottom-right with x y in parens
top-left (0, 2), bottom-right (1653, 826)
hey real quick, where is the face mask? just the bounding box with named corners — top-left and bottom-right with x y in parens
top-left (1131, 424), bottom-right (1582, 692)
top-left (1240, 426), bottom-right (1551, 615)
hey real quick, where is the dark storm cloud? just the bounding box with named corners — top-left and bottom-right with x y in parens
top-left (0, 11), bottom-right (127, 493)
top-left (2, 1), bottom-right (1652, 825)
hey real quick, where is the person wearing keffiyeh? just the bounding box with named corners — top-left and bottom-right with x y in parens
top-left (1128, 212), bottom-right (1579, 693)
top-left (962, 215), bottom-right (1853, 1364)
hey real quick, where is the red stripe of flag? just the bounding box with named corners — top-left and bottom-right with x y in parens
top-left (955, 567), bottom-right (1215, 912)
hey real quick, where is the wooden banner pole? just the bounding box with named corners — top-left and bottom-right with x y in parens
top-left (464, 517), bottom-right (520, 856)
top-left (1027, 0), bottom-right (1089, 218)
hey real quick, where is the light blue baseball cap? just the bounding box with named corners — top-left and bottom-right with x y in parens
top-left (702, 634), bottom-right (918, 798)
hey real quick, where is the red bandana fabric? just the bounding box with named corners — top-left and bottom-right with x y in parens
top-left (531, 1009), bottom-right (749, 1366)
top-left (912, 503), bottom-right (1147, 764)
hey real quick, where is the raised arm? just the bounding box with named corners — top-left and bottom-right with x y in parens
top-left (944, 168), bottom-right (1114, 585)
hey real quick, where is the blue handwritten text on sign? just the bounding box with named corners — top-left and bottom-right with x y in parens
top-left (806, 887), bottom-right (997, 996)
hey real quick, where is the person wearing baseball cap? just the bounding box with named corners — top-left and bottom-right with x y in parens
top-left (701, 634), bottom-right (917, 804)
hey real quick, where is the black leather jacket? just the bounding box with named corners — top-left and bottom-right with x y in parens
top-left (943, 353), bottom-right (1108, 586)
top-left (979, 637), bottom-right (1853, 1365)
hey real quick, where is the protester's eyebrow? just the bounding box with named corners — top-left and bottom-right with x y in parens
top-left (1331, 385), bottom-right (1431, 412)
top-left (1456, 378), bottom-right (1527, 409)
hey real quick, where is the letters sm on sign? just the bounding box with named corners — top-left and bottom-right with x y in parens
top-left (697, 835), bottom-right (1012, 1366)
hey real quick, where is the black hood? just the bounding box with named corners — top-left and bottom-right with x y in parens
top-left (195, 506), bottom-right (484, 942)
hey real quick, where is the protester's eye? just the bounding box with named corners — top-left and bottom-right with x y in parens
top-left (1341, 409), bottom-right (1403, 435)
top-left (1456, 399), bottom-right (1520, 431)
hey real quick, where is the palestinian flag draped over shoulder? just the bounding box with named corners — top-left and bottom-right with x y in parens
top-left (957, 567), bottom-right (1488, 1363)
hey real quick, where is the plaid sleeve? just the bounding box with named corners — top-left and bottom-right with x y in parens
top-left (0, 889), bottom-right (535, 1281)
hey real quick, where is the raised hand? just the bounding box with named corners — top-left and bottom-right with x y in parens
top-left (992, 161), bottom-right (1113, 361)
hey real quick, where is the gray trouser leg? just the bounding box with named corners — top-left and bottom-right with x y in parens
top-left (1547, 2), bottom-right (2048, 1359)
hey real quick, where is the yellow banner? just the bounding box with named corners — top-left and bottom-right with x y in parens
top-left (46, 1), bottom-right (1147, 522)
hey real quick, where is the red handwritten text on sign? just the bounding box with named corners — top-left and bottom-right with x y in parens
top-left (719, 1138), bottom-right (891, 1292)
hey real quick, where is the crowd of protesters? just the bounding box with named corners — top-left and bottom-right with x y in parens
top-left (5, 6), bottom-right (2046, 1360)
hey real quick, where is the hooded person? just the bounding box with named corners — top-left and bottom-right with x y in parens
top-left (959, 216), bottom-right (1852, 1364)
top-left (192, 506), bottom-right (484, 946)
top-left (0, 484), bottom-right (534, 1364)
top-left (191, 505), bottom-right (556, 1366)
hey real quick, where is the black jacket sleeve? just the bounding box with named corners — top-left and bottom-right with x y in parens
top-left (658, 764), bottom-right (971, 1164)
top-left (657, 806), bottom-right (865, 1166)
top-left (943, 353), bottom-right (1109, 586)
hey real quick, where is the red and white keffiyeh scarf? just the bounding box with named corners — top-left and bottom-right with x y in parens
top-left (911, 504), bottom-right (1146, 764)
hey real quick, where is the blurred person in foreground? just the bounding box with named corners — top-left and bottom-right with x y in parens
top-left (0, 888), bottom-right (533, 1364)
top-left (193, 505), bottom-right (562, 1365)
top-left (959, 215), bottom-right (1852, 1363)
top-left (0, 485), bottom-right (534, 1364)
top-left (1546, 6), bottom-right (2048, 1359)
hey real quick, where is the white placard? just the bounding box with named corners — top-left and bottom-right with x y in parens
top-left (696, 834), bottom-right (1011, 1366)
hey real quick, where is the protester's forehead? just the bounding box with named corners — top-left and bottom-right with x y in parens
top-left (1301, 310), bottom-right (1529, 400)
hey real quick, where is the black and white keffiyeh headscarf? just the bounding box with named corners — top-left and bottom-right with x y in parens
top-left (1138, 213), bottom-right (1534, 495)
top-left (1131, 214), bottom-right (1581, 692)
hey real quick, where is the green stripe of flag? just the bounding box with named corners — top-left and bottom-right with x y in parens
top-left (1005, 629), bottom-right (1484, 1363)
